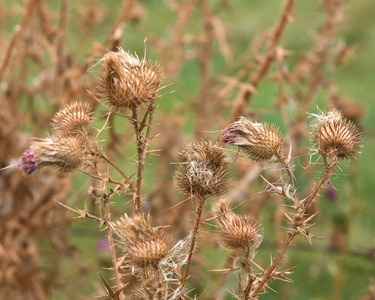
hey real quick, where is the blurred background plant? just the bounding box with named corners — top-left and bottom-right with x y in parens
top-left (0, 0), bottom-right (374, 299)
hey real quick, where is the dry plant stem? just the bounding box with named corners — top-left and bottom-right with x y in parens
top-left (163, 0), bottom-right (195, 72)
top-left (230, 0), bottom-right (296, 122)
top-left (131, 104), bottom-right (155, 215)
top-left (100, 153), bottom-right (136, 194)
top-left (179, 196), bottom-right (206, 294)
top-left (108, 0), bottom-right (136, 50)
top-left (196, 0), bottom-right (214, 138)
top-left (243, 248), bottom-right (254, 299)
top-left (275, 152), bottom-right (300, 203)
top-left (299, 153), bottom-right (338, 216)
top-left (300, 0), bottom-right (340, 113)
top-left (104, 207), bottom-right (122, 294)
top-left (250, 153), bottom-right (339, 297)
top-left (250, 231), bottom-right (297, 297)
top-left (55, 0), bottom-right (68, 76)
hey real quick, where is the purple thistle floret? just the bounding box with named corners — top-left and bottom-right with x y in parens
top-left (17, 149), bottom-right (39, 175)
top-left (221, 125), bottom-right (237, 147)
top-left (96, 238), bottom-right (109, 253)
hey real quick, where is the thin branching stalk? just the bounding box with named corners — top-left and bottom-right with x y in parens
top-left (230, 0), bottom-right (296, 122)
top-left (275, 151), bottom-right (300, 204)
top-left (195, 0), bottom-right (214, 138)
top-left (130, 103), bottom-right (155, 215)
top-left (250, 152), bottom-right (339, 297)
top-left (100, 153), bottom-right (137, 194)
top-left (299, 153), bottom-right (338, 216)
top-left (243, 247), bottom-right (254, 299)
top-left (179, 196), bottom-right (206, 294)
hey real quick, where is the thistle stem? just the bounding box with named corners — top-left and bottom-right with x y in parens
top-left (276, 152), bottom-right (300, 204)
top-left (130, 103), bottom-right (155, 215)
top-left (179, 196), bottom-right (206, 294)
top-left (250, 153), bottom-right (338, 297)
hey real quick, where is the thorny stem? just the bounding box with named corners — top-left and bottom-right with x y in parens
top-left (179, 196), bottom-right (206, 295)
top-left (299, 154), bottom-right (338, 216)
top-left (100, 153), bottom-right (136, 194)
top-left (230, 0), bottom-right (296, 122)
top-left (130, 103), bottom-right (155, 215)
top-left (250, 153), bottom-right (338, 297)
top-left (243, 247), bottom-right (254, 299)
top-left (275, 152), bottom-right (300, 204)
top-left (250, 231), bottom-right (297, 297)
top-left (90, 155), bottom-right (123, 298)
top-left (104, 209), bottom-right (122, 294)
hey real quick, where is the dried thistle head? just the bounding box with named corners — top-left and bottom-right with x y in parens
top-left (98, 48), bottom-right (164, 111)
top-left (310, 108), bottom-right (362, 159)
top-left (116, 214), bottom-right (154, 242)
top-left (116, 215), bottom-right (170, 269)
top-left (212, 199), bottom-right (262, 250)
top-left (222, 117), bottom-right (283, 161)
top-left (176, 140), bottom-right (229, 198)
top-left (127, 236), bottom-right (170, 269)
top-left (51, 102), bottom-right (93, 137)
top-left (18, 136), bottom-right (84, 175)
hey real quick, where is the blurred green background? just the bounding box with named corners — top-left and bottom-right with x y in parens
top-left (3, 0), bottom-right (375, 299)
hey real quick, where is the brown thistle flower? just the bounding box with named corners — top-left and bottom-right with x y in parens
top-left (18, 136), bottom-right (84, 175)
top-left (310, 108), bottom-right (362, 159)
top-left (51, 102), bottom-right (93, 137)
top-left (127, 236), bottom-right (170, 269)
top-left (212, 199), bottom-right (262, 250)
top-left (116, 215), bottom-right (170, 269)
top-left (98, 48), bottom-right (164, 110)
top-left (222, 117), bottom-right (283, 161)
top-left (176, 140), bottom-right (229, 197)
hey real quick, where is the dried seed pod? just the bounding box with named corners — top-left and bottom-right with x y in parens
top-left (18, 136), bottom-right (84, 175)
top-left (127, 236), bottom-right (170, 269)
top-left (116, 214), bottom-right (154, 242)
top-left (116, 215), bottom-right (170, 269)
top-left (222, 117), bottom-right (283, 161)
top-left (212, 199), bottom-right (262, 250)
top-left (176, 140), bottom-right (229, 197)
top-left (310, 108), bottom-right (362, 159)
top-left (51, 102), bottom-right (93, 137)
top-left (98, 48), bottom-right (164, 110)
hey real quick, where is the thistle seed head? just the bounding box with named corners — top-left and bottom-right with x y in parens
top-left (116, 215), bottom-right (170, 269)
top-left (116, 214), bottom-right (154, 242)
top-left (127, 237), bottom-right (170, 269)
top-left (19, 136), bottom-right (84, 175)
top-left (176, 140), bottom-right (229, 197)
top-left (212, 199), bottom-right (262, 250)
top-left (310, 108), bottom-right (362, 159)
top-left (222, 117), bottom-right (283, 161)
top-left (98, 48), bottom-right (164, 110)
top-left (51, 102), bottom-right (93, 137)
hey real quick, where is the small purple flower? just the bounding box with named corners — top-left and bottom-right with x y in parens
top-left (17, 149), bottom-right (39, 175)
top-left (324, 186), bottom-right (337, 203)
top-left (222, 125), bottom-right (237, 147)
top-left (96, 238), bottom-right (109, 253)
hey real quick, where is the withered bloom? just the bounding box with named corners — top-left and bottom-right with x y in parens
top-left (127, 237), bottom-right (170, 269)
top-left (18, 136), bottom-right (84, 175)
top-left (222, 117), bottom-right (283, 161)
top-left (310, 108), bottom-right (362, 159)
top-left (51, 102), bottom-right (93, 137)
top-left (98, 48), bottom-right (164, 110)
top-left (116, 215), bottom-right (170, 269)
top-left (176, 140), bottom-right (229, 197)
top-left (212, 199), bottom-right (262, 250)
